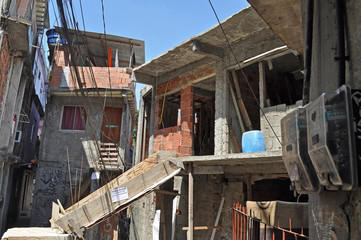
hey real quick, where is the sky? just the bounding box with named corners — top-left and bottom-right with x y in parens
top-left (48, 0), bottom-right (250, 107)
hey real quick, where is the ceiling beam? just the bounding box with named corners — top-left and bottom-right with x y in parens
top-left (192, 39), bottom-right (223, 59)
top-left (193, 87), bottom-right (215, 99)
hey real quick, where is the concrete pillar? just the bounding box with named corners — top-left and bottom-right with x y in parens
top-left (148, 84), bottom-right (156, 155)
top-left (301, 0), bottom-right (361, 239)
top-left (0, 163), bottom-right (14, 234)
top-left (214, 60), bottom-right (229, 155)
top-left (134, 92), bottom-right (145, 165)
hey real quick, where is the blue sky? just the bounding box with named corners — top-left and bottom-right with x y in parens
top-left (48, 0), bottom-right (249, 107)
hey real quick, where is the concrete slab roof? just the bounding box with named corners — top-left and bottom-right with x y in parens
top-left (133, 6), bottom-right (270, 81)
top-left (178, 150), bottom-right (287, 175)
top-left (247, 0), bottom-right (303, 56)
top-left (55, 27), bottom-right (145, 68)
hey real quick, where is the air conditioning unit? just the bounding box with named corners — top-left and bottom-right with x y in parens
top-left (15, 130), bottom-right (22, 143)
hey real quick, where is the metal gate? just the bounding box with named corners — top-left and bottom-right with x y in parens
top-left (232, 202), bottom-right (308, 240)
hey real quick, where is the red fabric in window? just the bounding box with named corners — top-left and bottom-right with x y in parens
top-left (74, 107), bottom-right (86, 130)
top-left (61, 106), bottom-right (75, 129)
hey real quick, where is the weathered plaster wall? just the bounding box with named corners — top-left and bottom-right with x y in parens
top-left (261, 101), bottom-right (301, 151)
top-left (30, 95), bottom-right (129, 226)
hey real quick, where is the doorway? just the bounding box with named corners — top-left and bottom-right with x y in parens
top-left (101, 107), bottom-right (122, 143)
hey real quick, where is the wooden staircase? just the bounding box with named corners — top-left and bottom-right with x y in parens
top-left (98, 142), bottom-right (121, 170)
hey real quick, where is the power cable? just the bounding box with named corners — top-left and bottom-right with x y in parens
top-left (207, 0), bottom-right (282, 145)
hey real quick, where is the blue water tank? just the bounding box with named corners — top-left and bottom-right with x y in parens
top-left (242, 130), bottom-right (266, 153)
top-left (46, 29), bottom-right (67, 45)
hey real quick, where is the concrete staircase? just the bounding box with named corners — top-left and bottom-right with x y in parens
top-left (98, 142), bottom-right (121, 170)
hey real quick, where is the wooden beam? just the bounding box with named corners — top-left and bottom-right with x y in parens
top-left (192, 40), bottom-right (223, 58)
top-left (210, 197), bottom-right (225, 240)
top-left (52, 153), bottom-right (183, 238)
top-left (247, 175), bottom-right (252, 201)
top-left (182, 226), bottom-right (222, 231)
top-left (231, 70), bottom-right (253, 130)
top-left (229, 79), bottom-right (246, 133)
top-left (188, 163), bottom-right (194, 240)
top-left (258, 61), bottom-right (266, 109)
top-left (229, 128), bottom-right (241, 153)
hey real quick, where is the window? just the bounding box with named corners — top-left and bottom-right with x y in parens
top-left (61, 106), bottom-right (87, 130)
top-left (30, 119), bottom-right (37, 141)
top-left (158, 92), bottom-right (180, 129)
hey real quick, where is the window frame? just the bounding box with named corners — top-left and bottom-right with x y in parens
top-left (59, 105), bottom-right (87, 131)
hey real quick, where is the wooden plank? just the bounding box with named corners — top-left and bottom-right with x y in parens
top-left (50, 202), bottom-right (60, 229)
top-left (182, 226), bottom-right (222, 231)
top-left (53, 157), bottom-right (183, 238)
top-left (229, 79), bottom-right (246, 133)
top-left (65, 152), bottom-right (159, 212)
top-left (229, 128), bottom-right (241, 153)
top-left (210, 197), bottom-right (225, 240)
top-left (259, 61), bottom-right (266, 109)
top-left (237, 98), bottom-right (253, 130)
top-left (188, 163), bottom-right (194, 240)
top-left (231, 69), bottom-right (253, 130)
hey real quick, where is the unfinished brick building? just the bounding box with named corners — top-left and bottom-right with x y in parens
top-left (132, 6), bottom-right (307, 240)
top-left (30, 28), bottom-right (144, 236)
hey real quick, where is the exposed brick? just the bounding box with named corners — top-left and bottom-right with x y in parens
top-left (0, 35), bottom-right (10, 105)
top-left (181, 137), bottom-right (192, 148)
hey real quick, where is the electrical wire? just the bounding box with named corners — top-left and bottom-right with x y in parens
top-left (55, 0), bottom-right (134, 179)
top-left (208, 0), bottom-right (282, 145)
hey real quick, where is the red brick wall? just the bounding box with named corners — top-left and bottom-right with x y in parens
top-left (53, 46), bottom-right (69, 66)
top-left (154, 81), bottom-right (196, 157)
top-left (0, 35), bottom-right (11, 106)
top-left (179, 86), bottom-right (194, 157)
top-left (49, 66), bottom-right (132, 89)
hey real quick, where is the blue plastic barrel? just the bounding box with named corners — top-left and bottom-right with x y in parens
top-left (242, 130), bottom-right (266, 153)
top-left (46, 29), bottom-right (68, 45)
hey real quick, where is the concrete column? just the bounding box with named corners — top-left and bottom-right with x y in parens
top-left (302, 0), bottom-right (361, 239)
top-left (214, 60), bottom-right (229, 155)
top-left (0, 163), bottom-right (14, 234)
top-left (134, 92), bottom-right (145, 165)
top-left (148, 84), bottom-right (156, 155)
top-left (0, 58), bottom-right (24, 151)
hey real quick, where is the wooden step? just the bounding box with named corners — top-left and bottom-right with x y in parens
top-left (100, 153), bottom-right (118, 157)
top-left (100, 157), bottom-right (118, 161)
top-left (100, 147), bottom-right (118, 151)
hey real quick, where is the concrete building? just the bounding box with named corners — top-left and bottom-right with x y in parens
top-left (247, 0), bottom-right (361, 239)
top-left (30, 28), bottom-right (145, 234)
top-left (132, 6), bottom-right (306, 239)
top-left (0, 0), bottom-right (49, 234)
